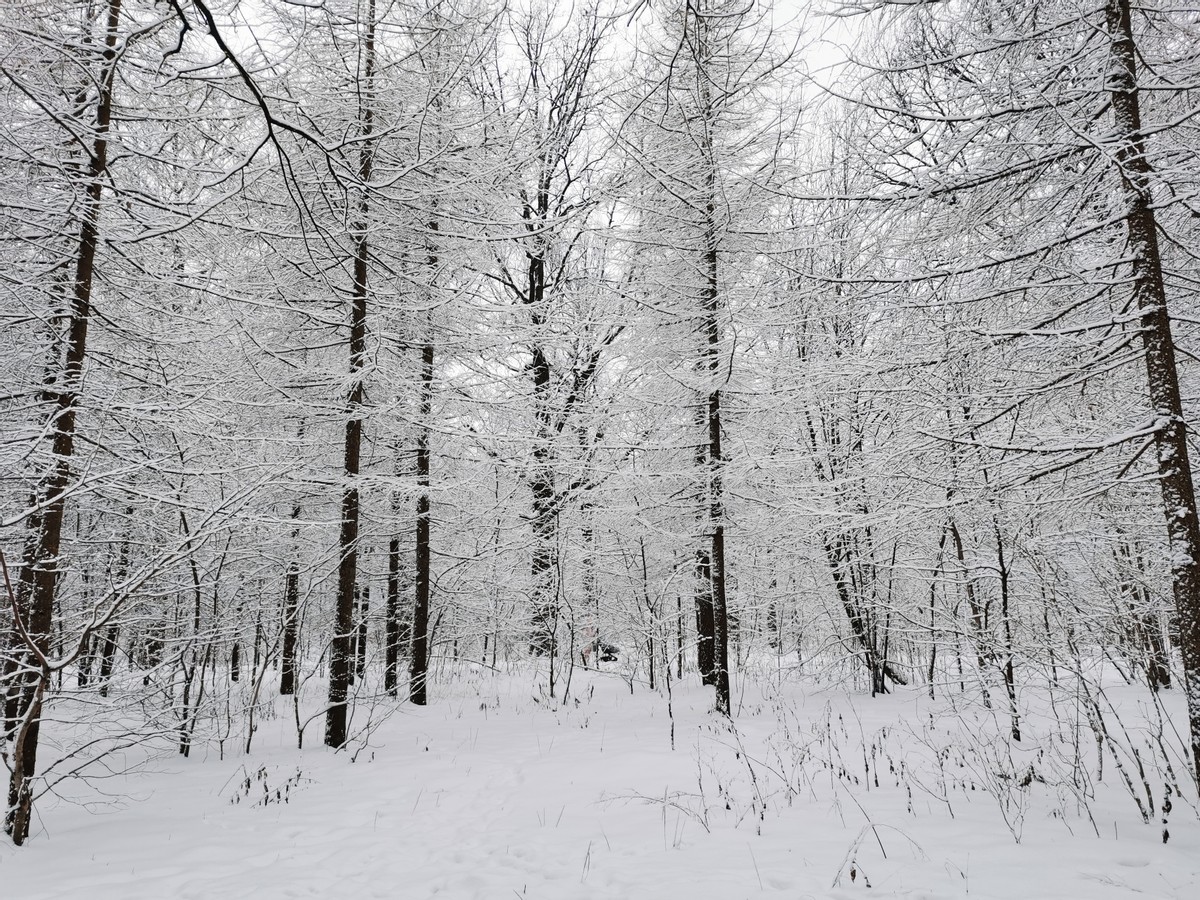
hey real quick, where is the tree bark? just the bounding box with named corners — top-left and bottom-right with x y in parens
top-left (325, 0), bottom-right (375, 749)
top-left (280, 560), bottom-right (300, 696)
top-left (410, 223), bottom-right (436, 707)
top-left (696, 8), bottom-right (730, 715)
top-left (353, 584), bottom-right (368, 680)
top-left (4, 0), bottom-right (122, 845)
top-left (280, 424), bottom-right (304, 697)
top-left (694, 435), bottom-right (716, 685)
top-left (384, 531), bottom-right (402, 697)
top-left (1106, 0), bottom-right (1200, 781)
top-left (526, 208), bottom-right (559, 657)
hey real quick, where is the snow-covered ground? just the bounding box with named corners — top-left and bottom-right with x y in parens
top-left (2, 665), bottom-right (1198, 899)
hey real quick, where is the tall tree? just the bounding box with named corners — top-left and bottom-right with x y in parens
top-left (488, 4), bottom-right (611, 667)
top-left (621, 0), bottom-right (792, 711)
top-left (3, 0), bottom-right (124, 843)
top-left (1103, 0), bottom-right (1200, 778)
top-left (326, 0), bottom-right (378, 749)
top-left (846, 0), bottom-right (1200, 771)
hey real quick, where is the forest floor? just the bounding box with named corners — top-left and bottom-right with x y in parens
top-left (2, 661), bottom-right (1198, 898)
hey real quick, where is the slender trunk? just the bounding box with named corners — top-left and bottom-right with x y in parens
top-left (410, 420), bottom-right (434, 710)
top-left (948, 519), bottom-right (992, 708)
top-left (581, 503), bottom-right (598, 663)
top-left (99, 516), bottom-right (131, 698)
top-left (822, 536), bottom-right (905, 692)
top-left (280, 560), bottom-right (300, 696)
top-left (527, 229), bottom-right (558, 656)
top-left (5, 0), bottom-right (122, 845)
top-left (1143, 599), bottom-right (1171, 692)
top-left (97, 624), bottom-right (119, 696)
top-left (410, 221), bottom-right (436, 706)
top-left (638, 536), bottom-right (655, 691)
top-left (326, 3), bottom-right (375, 748)
top-left (991, 517), bottom-right (1019, 741)
top-left (280, 423), bottom-right (304, 697)
top-left (676, 594), bottom-right (685, 680)
top-left (1107, 0), bottom-right (1200, 780)
top-left (699, 82), bottom-right (730, 716)
top-left (325, 267), bottom-right (366, 745)
top-left (354, 584), bottom-right (368, 679)
top-left (694, 424), bottom-right (716, 684)
top-left (77, 639), bottom-right (92, 689)
top-left (384, 531), bottom-right (401, 697)
top-left (178, 511), bottom-right (205, 758)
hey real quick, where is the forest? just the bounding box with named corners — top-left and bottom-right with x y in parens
top-left (3, 0), bottom-right (1200, 896)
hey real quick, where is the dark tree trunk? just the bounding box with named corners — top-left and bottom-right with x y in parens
top-left (354, 584), bottom-right (368, 679)
top-left (77, 633), bottom-right (93, 689)
top-left (701, 238), bottom-right (730, 715)
top-left (410, 223), bottom-right (436, 707)
top-left (280, 427), bottom-right (304, 697)
top-left (1107, 0), bottom-right (1200, 780)
top-left (280, 558), bottom-right (300, 696)
top-left (142, 624), bottom-right (162, 686)
top-left (409, 478), bottom-right (430, 705)
top-left (98, 519), bottom-right (131, 698)
top-left (5, 2), bottom-right (121, 844)
top-left (822, 536), bottom-right (905, 695)
top-left (698, 52), bottom-right (730, 715)
top-left (694, 432), bottom-right (716, 685)
top-left (671, 6), bottom-right (735, 714)
top-left (177, 510), bottom-right (205, 759)
top-left (1144, 610), bottom-right (1172, 692)
top-left (384, 532), bottom-right (401, 697)
top-left (991, 516), bottom-right (1020, 741)
top-left (325, 3), bottom-right (375, 749)
top-left (676, 595), bottom-right (685, 680)
top-left (527, 231), bottom-right (559, 657)
top-left (948, 519), bottom-right (991, 708)
top-left (75, 566), bottom-right (93, 689)
top-left (97, 623), bottom-right (119, 696)
top-left (325, 379), bottom-right (363, 745)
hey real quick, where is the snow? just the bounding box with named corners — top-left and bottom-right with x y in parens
top-left (2, 667), bottom-right (1199, 899)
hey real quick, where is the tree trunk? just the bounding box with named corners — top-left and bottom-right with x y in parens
top-left (1106, 0), bottom-right (1200, 781)
top-left (354, 584), bottom-right (368, 680)
top-left (699, 51), bottom-right (731, 715)
top-left (694, 426), bottom-right (716, 685)
top-left (280, 424), bottom-right (304, 697)
top-left (410, 222), bottom-right (436, 707)
top-left (527, 225), bottom-right (559, 657)
top-left (280, 558), bottom-right (301, 696)
top-left (948, 518), bottom-right (992, 708)
top-left (991, 516), bottom-right (1020, 741)
top-left (4, 0), bottom-right (122, 845)
top-left (385, 531), bottom-right (401, 697)
top-left (97, 623), bottom-right (120, 697)
top-left (325, 1), bottom-right (375, 749)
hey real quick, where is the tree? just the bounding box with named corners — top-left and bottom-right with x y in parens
top-left (619, 0), bottom-right (794, 712)
top-left (1103, 0), bottom-right (1200, 779)
top-left (486, 3), bottom-right (614, 673)
top-left (324, 0), bottom-right (379, 750)
top-left (844, 0), bottom-right (1200, 773)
